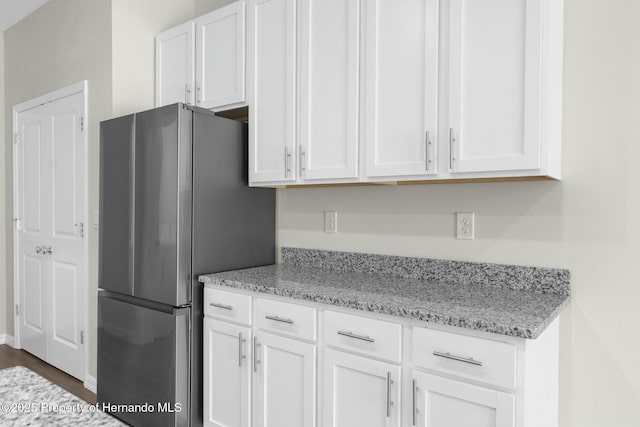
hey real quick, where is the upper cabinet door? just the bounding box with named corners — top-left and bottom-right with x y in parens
top-left (196, 1), bottom-right (247, 109)
top-left (297, 0), bottom-right (359, 180)
top-left (364, 0), bottom-right (439, 178)
top-left (156, 21), bottom-right (195, 107)
top-left (248, 0), bottom-right (297, 183)
top-left (448, 0), bottom-right (542, 173)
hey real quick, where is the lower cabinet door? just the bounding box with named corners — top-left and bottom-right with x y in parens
top-left (411, 370), bottom-right (515, 427)
top-left (323, 348), bottom-right (400, 427)
top-left (203, 318), bottom-right (251, 427)
top-left (253, 331), bottom-right (316, 427)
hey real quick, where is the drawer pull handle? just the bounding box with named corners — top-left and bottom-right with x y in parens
top-left (238, 332), bottom-right (246, 367)
top-left (209, 302), bottom-right (233, 311)
top-left (265, 315), bottom-right (294, 324)
top-left (337, 330), bottom-right (375, 343)
top-left (432, 350), bottom-right (483, 366)
top-left (412, 379), bottom-right (417, 425)
top-left (386, 371), bottom-right (393, 418)
top-left (253, 336), bottom-right (260, 373)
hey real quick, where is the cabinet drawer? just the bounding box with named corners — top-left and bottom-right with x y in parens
top-left (412, 327), bottom-right (517, 389)
top-left (204, 288), bottom-right (252, 325)
top-left (323, 310), bottom-right (402, 363)
top-left (255, 298), bottom-right (317, 341)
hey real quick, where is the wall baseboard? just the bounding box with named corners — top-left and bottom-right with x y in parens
top-left (85, 374), bottom-right (97, 394)
top-left (0, 335), bottom-right (15, 347)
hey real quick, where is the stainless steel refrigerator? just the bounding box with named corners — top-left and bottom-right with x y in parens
top-left (97, 103), bottom-right (274, 427)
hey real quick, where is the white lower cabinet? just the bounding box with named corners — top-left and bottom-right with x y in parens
top-left (323, 348), bottom-right (401, 427)
top-left (253, 331), bottom-right (316, 427)
top-left (204, 286), bottom-right (560, 427)
top-left (411, 370), bottom-right (514, 427)
top-left (204, 318), bottom-right (252, 427)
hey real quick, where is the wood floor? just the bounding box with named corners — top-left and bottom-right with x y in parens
top-left (0, 344), bottom-right (96, 404)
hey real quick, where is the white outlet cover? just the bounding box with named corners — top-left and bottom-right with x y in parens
top-left (324, 211), bottom-right (337, 233)
top-left (456, 212), bottom-right (475, 240)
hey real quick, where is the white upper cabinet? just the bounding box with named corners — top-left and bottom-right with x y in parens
top-left (155, 1), bottom-right (246, 110)
top-left (243, 0), bottom-right (563, 186)
top-left (247, 0), bottom-right (297, 183)
top-left (156, 21), bottom-right (195, 106)
top-left (364, 0), bottom-right (439, 178)
top-left (196, 1), bottom-right (246, 109)
top-left (447, 0), bottom-right (546, 175)
top-left (297, 0), bottom-right (360, 180)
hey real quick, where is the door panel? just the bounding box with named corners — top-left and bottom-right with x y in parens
top-left (134, 104), bottom-right (192, 306)
top-left (156, 21), bottom-right (195, 106)
top-left (22, 254), bottom-right (46, 361)
top-left (298, 0), bottom-right (359, 180)
top-left (52, 109), bottom-right (79, 238)
top-left (364, 0), bottom-right (439, 177)
top-left (196, 1), bottom-right (246, 108)
top-left (254, 332), bottom-right (316, 427)
top-left (448, 0), bottom-right (541, 173)
top-left (99, 114), bottom-right (135, 296)
top-left (413, 370), bottom-right (515, 427)
top-left (17, 88), bottom-right (86, 381)
top-left (204, 318), bottom-right (251, 427)
top-left (323, 348), bottom-right (400, 427)
top-left (248, 0), bottom-right (297, 183)
top-left (18, 103), bottom-right (50, 362)
top-left (22, 121), bottom-right (44, 232)
top-left (98, 293), bottom-right (190, 427)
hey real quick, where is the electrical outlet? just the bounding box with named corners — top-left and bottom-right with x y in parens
top-left (456, 212), bottom-right (475, 240)
top-left (324, 211), bottom-right (338, 233)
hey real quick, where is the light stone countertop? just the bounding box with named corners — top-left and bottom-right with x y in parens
top-left (199, 248), bottom-right (570, 339)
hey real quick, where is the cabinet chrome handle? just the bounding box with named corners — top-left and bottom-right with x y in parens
top-left (412, 379), bottom-right (417, 425)
top-left (43, 246), bottom-right (52, 255)
top-left (265, 315), bottom-right (294, 324)
top-left (185, 84), bottom-right (192, 105)
top-left (238, 332), bottom-right (245, 367)
top-left (253, 336), bottom-right (258, 372)
top-left (386, 371), bottom-right (393, 418)
top-left (196, 84), bottom-right (201, 104)
top-left (299, 145), bottom-right (305, 176)
top-left (449, 128), bottom-right (455, 170)
top-left (284, 147), bottom-right (292, 178)
top-left (209, 302), bottom-right (233, 311)
top-left (425, 131), bottom-right (432, 172)
top-left (433, 350), bottom-right (483, 366)
top-left (337, 330), bottom-right (375, 343)
top-left (36, 246), bottom-right (42, 254)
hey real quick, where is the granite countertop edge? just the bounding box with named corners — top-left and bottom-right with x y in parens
top-left (201, 275), bottom-right (569, 339)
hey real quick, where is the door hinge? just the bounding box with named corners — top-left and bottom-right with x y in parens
top-left (12, 218), bottom-right (22, 231)
top-left (15, 304), bottom-right (20, 316)
top-left (13, 133), bottom-right (19, 145)
top-left (80, 330), bottom-right (85, 344)
top-left (75, 222), bottom-right (84, 238)
top-left (80, 117), bottom-right (84, 131)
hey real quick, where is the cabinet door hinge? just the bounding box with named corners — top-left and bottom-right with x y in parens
top-left (80, 117), bottom-right (84, 131)
top-left (13, 133), bottom-right (19, 145)
top-left (12, 218), bottom-right (22, 231)
top-left (15, 304), bottom-right (20, 316)
top-left (80, 330), bottom-right (85, 344)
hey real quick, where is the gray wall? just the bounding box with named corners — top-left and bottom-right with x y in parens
top-left (277, 0), bottom-right (640, 425)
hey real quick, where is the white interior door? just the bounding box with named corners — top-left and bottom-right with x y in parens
top-left (15, 87), bottom-right (86, 380)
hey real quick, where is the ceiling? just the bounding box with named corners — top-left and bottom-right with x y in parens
top-left (0, 0), bottom-right (50, 32)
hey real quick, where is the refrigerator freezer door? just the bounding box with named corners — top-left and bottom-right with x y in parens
top-left (99, 115), bottom-right (135, 296)
top-left (134, 104), bottom-right (193, 306)
top-left (98, 292), bottom-right (190, 427)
